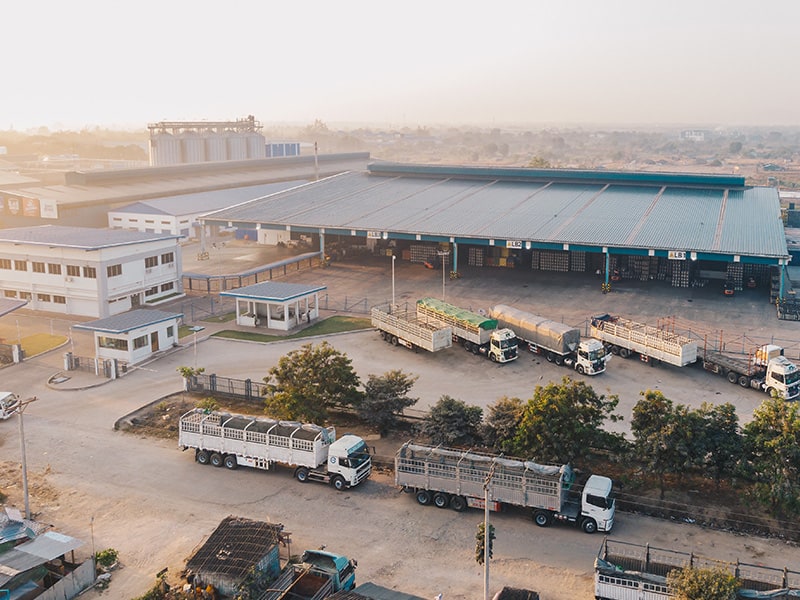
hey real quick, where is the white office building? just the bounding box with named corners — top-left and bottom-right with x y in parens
top-left (0, 225), bottom-right (183, 318)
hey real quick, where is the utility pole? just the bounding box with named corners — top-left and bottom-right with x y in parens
top-left (483, 460), bottom-right (497, 600)
top-left (17, 397), bottom-right (38, 520)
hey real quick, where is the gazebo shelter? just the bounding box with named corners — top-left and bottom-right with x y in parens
top-left (220, 281), bottom-right (326, 331)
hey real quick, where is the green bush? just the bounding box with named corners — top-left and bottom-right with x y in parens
top-left (95, 548), bottom-right (119, 567)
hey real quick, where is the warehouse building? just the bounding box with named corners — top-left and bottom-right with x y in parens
top-left (201, 162), bottom-right (793, 301)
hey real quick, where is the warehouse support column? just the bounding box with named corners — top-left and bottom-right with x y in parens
top-left (605, 252), bottom-right (610, 286)
top-left (779, 260), bottom-right (786, 298)
top-left (320, 232), bottom-right (326, 261)
top-left (453, 243), bottom-right (458, 273)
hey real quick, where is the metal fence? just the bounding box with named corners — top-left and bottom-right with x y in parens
top-left (64, 354), bottom-right (128, 379)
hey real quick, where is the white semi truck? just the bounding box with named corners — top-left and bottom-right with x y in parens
top-left (416, 297), bottom-right (518, 363)
top-left (395, 442), bottom-right (615, 534)
top-left (178, 409), bottom-right (372, 490)
top-left (490, 304), bottom-right (609, 375)
top-left (590, 314), bottom-right (800, 400)
top-left (371, 303), bottom-right (453, 352)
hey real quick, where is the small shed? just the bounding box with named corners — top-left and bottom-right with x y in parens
top-left (185, 516), bottom-right (284, 598)
top-left (74, 309), bottom-right (182, 365)
top-left (220, 281), bottom-right (326, 331)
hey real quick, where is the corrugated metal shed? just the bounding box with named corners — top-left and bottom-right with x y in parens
top-left (74, 309), bottom-right (183, 334)
top-left (202, 164), bottom-right (789, 262)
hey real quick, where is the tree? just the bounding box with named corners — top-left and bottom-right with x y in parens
top-left (630, 390), bottom-right (678, 498)
top-left (481, 396), bottom-right (524, 453)
top-left (263, 342), bottom-right (361, 422)
top-left (742, 397), bottom-right (800, 519)
top-left (513, 378), bottom-right (624, 464)
top-left (698, 402), bottom-right (742, 487)
top-left (419, 395), bottom-right (483, 446)
top-left (358, 370), bottom-right (419, 435)
top-left (667, 566), bottom-right (739, 600)
top-left (474, 522), bottom-right (495, 565)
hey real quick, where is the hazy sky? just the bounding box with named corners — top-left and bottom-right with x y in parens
top-left (6, 0), bottom-right (800, 130)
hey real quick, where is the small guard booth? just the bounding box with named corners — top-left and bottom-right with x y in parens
top-left (74, 309), bottom-right (183, 365)
top-left (221, 281), bottom-right (326, 331)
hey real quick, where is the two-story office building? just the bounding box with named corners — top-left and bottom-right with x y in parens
top-left (0, 225), bottom-right (183, 318)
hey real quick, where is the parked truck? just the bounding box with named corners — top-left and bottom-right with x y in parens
top-left (259, 549), bottom-right (357, 600)
top-left (490, 304), bottom-right (608, 375)
top-left (416, 297), bottom-right (518, 363)
top-left (0, 392), bottom-right (19, 420)
top-left (595, 538), bottom-right (800, 600)
top-left (590, 314), bottom-right (800, 400)
top-left (178, 409), bottom-right (372, 490)
top-left (371, 303), bottom-right (453, 352)
top-left (395, 442), bottom-right (615, 534)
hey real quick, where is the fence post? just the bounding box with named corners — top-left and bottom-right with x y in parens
top-left (209, 373), bottom-right (217, 393)
top-left (245, 379), bottom-right (252, 400)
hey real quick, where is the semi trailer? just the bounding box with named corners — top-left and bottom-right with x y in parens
top-left (178, 409), bottom-right (372, 490)
top-left (370, 303), bottom-right (453, 352)
top-left (395, 442), bottom-right (615, 534)
top-left (490, 304), bottom-right (608, 375)
top-left (590, 314), bottom-right (800, 400)
top-left (416, 297), bottom-right (518, 363)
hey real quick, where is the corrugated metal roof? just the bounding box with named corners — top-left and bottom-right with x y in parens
top-left (0, 298), bottom-right (28, 318)
top-left (17, 531), bottom-right (83, 560)
top-left (0, 225), bottom-right (180, 249)
top-left (220, 281), bottom-right (327, 302)
top-left (74, 309), bottom-right (182, 334)
top-left (203, 165), bottom-right (788, 261)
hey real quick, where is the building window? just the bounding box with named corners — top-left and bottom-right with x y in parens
top-left (145, 219), bottom-right (155, 224)
top-left (145, 256), bottom-right (158, 268)
top-left (37, 293), bottom-right (51, 302)
top-left (48, 263), bottom-right (62, 275)
top-left (53, 295), bottom-right (66, 304)
top-left (107, 264), bottom-right (122, 277)
top-left (133, 335), bottom-right (148, 350)
top-left (98, 336), bottom-right (128, 351)
top-left (166, 326), bottom-right (174, 338)
top-left (67, 265), bottom-right (81, 277)
top-left (14, 260), bottom-right (27, 271)
top-left (19, 291), bottom-right (31, 300)
top-left (112, 217), bottom-right (122, 222)
top-left (129, 218), bottom-right (138, 223)
top-left (161, 220), bottom-right (170, 225)
top-left (144, 286), bottom-right (159, 297)
top-left (0, 259), bottom-right (11, 270)
top-left (161, 252), bottom-right (174, 264)
top-left (32, 262), bottom-right (45, 273)
top-left (83, 266), bottom-right (97, 279)
top-left (160, 282), bottom-right (174, 292)
top-left (3, 290), bottom-right (17, 298)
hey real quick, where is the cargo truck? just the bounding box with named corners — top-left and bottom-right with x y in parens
top-left (416, 297), bottom-right (518, 363)
top-left (590, 314), bottom-right (800, 400)
top-left (371, 303), bottom-right (453, 352)
top-left (490, 304), bottom-right (608, 375)
top-left (178, 409), bottom-right (372, 490)
top-left (395, 442), bottom-right (615, 534)
top-left (259, 549), bottom-right (357, 600)
top-left (0, 392), bottom-right (19, 420)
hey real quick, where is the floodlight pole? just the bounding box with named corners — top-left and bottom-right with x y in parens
top-left (392, 254), bottom-right (396, 307)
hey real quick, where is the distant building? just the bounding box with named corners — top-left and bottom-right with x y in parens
top-left (680, 129), bottom-right (711, 142)
top-left (0, 225), bottom-right (183, 318)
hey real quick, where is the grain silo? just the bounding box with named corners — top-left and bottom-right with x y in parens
top-left (227, 132), bottom-right (248, 161)
top-left (181, 131), bottom-right (207, 163)
top-left (205, 132), bottom-right (228, 162)
top-left (149, 132), bottom-right (182, 166)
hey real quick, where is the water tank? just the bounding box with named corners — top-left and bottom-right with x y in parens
top-left (181, 132), bottom-right (206, 163)
top-left (246, 132), bottom-right (266, 159)
top-left (150, 133), bottom-right (182, 166)
top-left (205, 133), bottom-right (228, 162)
top-left (227, 133), bottom-right (248, 160)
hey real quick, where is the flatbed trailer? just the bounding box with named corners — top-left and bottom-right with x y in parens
top-left (371, 304), bottom-right (452, 352)
top-left (590, 314), bottom-right (697, 367)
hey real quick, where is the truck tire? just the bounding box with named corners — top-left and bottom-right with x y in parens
top-left (489, 353), bottom-right (497, 363)
top-left (433, 493), bottom-right (449, 508)
top-left (766, 387), bottom-right (776, 398)
top-left (619, 348), bottom-right (631, 359)
top-left (727, 371), bottom-right (738, 384)
top-left (739, 375), bottom-right (750, 388)
top-left (533, 510), bottom-right (552, 527)
top-left (416, 490), bottom-right (432, 506)
top-left (391, 336), bottom-right (399, 346)
top-left (610, 345), bottom-right (620, 356)
top-left (331, 475), bottom-right (347, 491)
top-left (210, 453), bottom-right (224, 467)
top-left (224, 455), bottom-right (238, 470)
top-left (449, 496), bottom-right (467, 512)
top-left (576, 365), bottom-right (585, 375)
top-left (581, 518), bottom-right (598, 534)
top-left (555, 355), bottom-right (565, 366)
top-left (464, 341), bottom-right (473, 353)
top-left (546, 352), bottom-right (555, 363)
top-left (295, 467), bottom-right (310, 482)
top-left (196, 449), bottom-right (210, 465)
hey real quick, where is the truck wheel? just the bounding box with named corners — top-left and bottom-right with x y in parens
top-left (196, 449), bottom-right (210, 465)
top-left (739, 375), bottom-right (750, 388)
top-left (416, 490), bottom-right (432, 506)
top-left (489, 353), bottom-right (497, 363)
top-left (766, 387), bottom-right (776, 398)
top-left (555, 355), bottom-right (565, 366)
top-left (433, 493), bottom-right (449, 508)
top-left (464, 341), bottom-right (473, 353)
top-left (295, 467), bottom-right (310, 482)
top-left (210, 453), bottom-right (224, 467)
top-left (576, 365), bottom-right (585, 375)
top-left (224, 455), bottom-right (238, 470)
top-left (619, 348), bottom-right (631, 359)
top-left (581, 518), bottom-right (598, 534)
top-left (331, 475), bottom-right (347, 491)
top-left (727, 371), bottom-right (738, 384)
top-left (449, 496), bottom-right (467, 512)
top-left (533, 510), bottom-right (552, 527)
top-left (391, 336), bottom-right (399, 346)
top-left (546, 352), bottom-right (555, 363)
top-left (610, 346), bottom-right (620, 356)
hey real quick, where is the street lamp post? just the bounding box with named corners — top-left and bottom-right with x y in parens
top-left (391, 254), bottom-right (396, 307)
top-left (189, 326), bottom-right (205, 369)
top-left (437, 251), bottom-right (450, 301)
top-left (483, 460), bottom-right (497, 600)
top-left (17, 396), bottom-right (37, 520)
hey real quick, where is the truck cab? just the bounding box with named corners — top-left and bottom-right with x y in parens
top-left (327, 435), bottom-right (372, 488)
top-left (489, 328), bottom-right (518, 363)
top-left (298, 550), bottom-right (357, 594)
top-left (763, 356), bottom-right (800, 400)
top-left (0, 392), bottom-right (19, 420)
top-left (581, 475), bottom-right (615, 533)
top-left (572, 339), bottom-right (609, 375)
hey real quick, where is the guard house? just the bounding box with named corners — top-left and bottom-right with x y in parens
top-left (74, 309), bottom-right (182, 365)
top-left (220, 281), bottom-right (326, 331)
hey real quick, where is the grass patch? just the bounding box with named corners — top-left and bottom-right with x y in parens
top-left (213, 315), bottom-right (372, 342)
top-left (202, 312), bottom-right (237, 323)
top-left (21, 333), bottom-right (68, 356)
